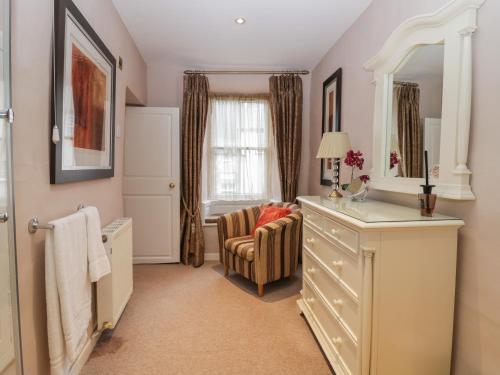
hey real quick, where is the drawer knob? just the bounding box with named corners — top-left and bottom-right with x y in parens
top-left (306, 297), bottom-right (315, 304)
top-left (307, 267), bottom-right (316, 275)
top-left (306, 238), bottom-right (316, 245)
top-left (332, 260), bottom-right (344, 268)
top-left (330, 228), bottom-right (338, 235)
top-left (306, 214), bottom-right (312, 219)
top-left (332, 299), bottom-right (344, 306)
top-left (332, 337), bottom-right (343, 345)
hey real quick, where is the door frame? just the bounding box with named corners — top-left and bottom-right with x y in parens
top-left (2, 0), bottom-right (23, 372)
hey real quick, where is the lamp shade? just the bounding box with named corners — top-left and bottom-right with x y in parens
top-left (316, 132), bottom-right (351, 159)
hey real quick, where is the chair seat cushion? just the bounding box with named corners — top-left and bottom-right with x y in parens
top-left (224, 235), bottom-right (255, 261)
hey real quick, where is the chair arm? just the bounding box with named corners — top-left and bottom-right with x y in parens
top-left (253, 212), bottom-right (303, 284)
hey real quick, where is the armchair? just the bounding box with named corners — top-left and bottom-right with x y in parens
top-left (217, 202), bottom-right (302, 296)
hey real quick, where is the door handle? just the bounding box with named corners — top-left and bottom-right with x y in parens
top-left (0, 212), bottom-right (8, 223)
top-left (169, 183), bottom-right (176, 189)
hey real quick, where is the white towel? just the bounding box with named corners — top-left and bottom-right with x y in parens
top-left (45, 212), bottom-right (91, 375)
top-left (81, 206), bottom-right (111, 282)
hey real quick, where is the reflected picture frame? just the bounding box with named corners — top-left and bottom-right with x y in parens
top-left (320, 67), bottom-right (342, 186)
top-left (51, 0), bottom-right (116, 184)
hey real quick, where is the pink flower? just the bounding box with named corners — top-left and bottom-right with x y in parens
top-left (390, 151), bottom-right (399, 169)
top-left (344, 150), bottom-right (365, 170)
top-left (359, 175), bottom-right (370, 183)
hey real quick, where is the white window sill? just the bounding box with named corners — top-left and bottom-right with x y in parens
top-left (202, 199), bottom-right (278, 227)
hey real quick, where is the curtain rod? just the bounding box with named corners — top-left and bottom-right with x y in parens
top-left (394, 80), bottom-right (419, 86)
top-left (184, 70), bottom-right (309, 75)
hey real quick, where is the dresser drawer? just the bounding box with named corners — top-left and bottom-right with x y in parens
top-left (303, 226), bottom-right (361, 298)
top-left (322, 216), bottom-right (359, 255)
top-left (303, 281), bottom-right (358, 375)
top-left (302, 207), bottom-right (323, 232)
top-left (303, 249), bottom-right (360, 341)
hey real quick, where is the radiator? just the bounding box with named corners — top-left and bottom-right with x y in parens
top-left (97, 218), bottom-right (133, 330)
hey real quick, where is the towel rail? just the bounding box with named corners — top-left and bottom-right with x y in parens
top-left (28, 204), bottom-right (108, 243)
top-left (28, 217), bottom-right (55, 233)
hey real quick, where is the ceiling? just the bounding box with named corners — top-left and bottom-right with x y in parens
top-left (112, 0), bottom-right (372, 69)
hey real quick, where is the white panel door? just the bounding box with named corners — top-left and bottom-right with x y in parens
top-left (124, 107), bottom-right (180, 263)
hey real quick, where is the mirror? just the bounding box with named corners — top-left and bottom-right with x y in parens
top-left (386, 44), bottom-right (444, 179)
top-left (364, 0), bottom-right (480, 199)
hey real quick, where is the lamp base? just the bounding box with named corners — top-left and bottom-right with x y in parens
top-left (328, 188), bottom-right (343, 198)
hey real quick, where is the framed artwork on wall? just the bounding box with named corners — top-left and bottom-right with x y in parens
top-left (51, 0), bottom-right (116, 184)
top-left (320, 67), bottom-right (342, 186)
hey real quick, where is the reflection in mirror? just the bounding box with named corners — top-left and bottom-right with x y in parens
top-left (387, 44), bottom-right (444, 178)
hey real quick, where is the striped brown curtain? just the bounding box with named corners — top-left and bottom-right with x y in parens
top-left (395, 83), bottom-right (422, 178)
top-left (180, 74), bottom-right (209, 267)
top-left (269, 75), bottom-right (303, 202)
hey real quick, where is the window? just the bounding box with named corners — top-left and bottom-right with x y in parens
top-left (208, 95), bottom-right (272, 201)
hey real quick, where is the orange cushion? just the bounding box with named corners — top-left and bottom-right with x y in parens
top-left (252, 206), bottom-right (292, 235)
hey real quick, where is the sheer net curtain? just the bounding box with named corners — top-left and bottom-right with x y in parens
top-left (207, 95), bottom-right (273, 201)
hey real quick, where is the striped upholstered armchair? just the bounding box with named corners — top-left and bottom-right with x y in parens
top-left (217, 202), bottom-right (302, 296)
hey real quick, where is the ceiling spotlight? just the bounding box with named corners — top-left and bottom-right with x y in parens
top-left (235, 17), bottom-right (246, 25)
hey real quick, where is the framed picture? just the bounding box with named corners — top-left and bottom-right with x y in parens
top-left (51, 0), bottom-right (116, 184)
top-left (320, 68), bottom-right (342, 186)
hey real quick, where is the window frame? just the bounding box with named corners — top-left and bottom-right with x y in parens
top-left (206, 94), bottom-right (273, 202)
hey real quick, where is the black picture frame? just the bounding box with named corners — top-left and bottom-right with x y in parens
top-left (320, 67), bottom-right (342, 186)
top-left (51, 0), bottom-right (116, 184)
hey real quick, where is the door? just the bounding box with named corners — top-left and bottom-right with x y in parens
top-left (123, 107), bottom-right (180, 263)
top-left (0, 0), bottom-right (21, 373)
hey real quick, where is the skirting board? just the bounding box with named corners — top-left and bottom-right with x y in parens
top-left (205, 253), bottom-right (219, 261)
top-left (133, 256), bottom-right (179, 264)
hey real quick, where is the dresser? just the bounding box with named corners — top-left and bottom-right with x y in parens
top-left (296, 196), bottom-right (463, 375)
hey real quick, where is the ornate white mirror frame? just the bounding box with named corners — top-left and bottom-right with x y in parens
top-left (364, 0), bottom-right (485, 200)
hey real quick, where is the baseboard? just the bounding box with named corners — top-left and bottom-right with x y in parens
top-left (71, 331), bottom-right (100, 375)
top-left (204, 253), bottom-right (219, 261)
top-left (133, 256), bottom-right (179, 264)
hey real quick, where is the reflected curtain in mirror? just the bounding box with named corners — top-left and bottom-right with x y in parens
top-left (394, 82), bottom-right (422, 178)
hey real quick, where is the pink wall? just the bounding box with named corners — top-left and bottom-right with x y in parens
top-left (308, 0), bottom-right (500, 373)
top-left (147, 61), bottom-right (311, 196)
top-left (11, 0), bottom-right (147, 373)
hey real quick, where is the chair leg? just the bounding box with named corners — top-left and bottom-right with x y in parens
top-left (224, 261), bottom-right (229, 276)
top-left (258, 283), bottom-right (265, 297)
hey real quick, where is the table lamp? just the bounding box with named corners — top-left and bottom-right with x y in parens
top-left (316, 132), bottom-right (351, 198)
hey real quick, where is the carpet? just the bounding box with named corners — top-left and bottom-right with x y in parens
top-left (82, 262), bottom-right (332, 375)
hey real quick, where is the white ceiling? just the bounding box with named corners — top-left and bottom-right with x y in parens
top-left (112, 0), bottom-right (372, 69)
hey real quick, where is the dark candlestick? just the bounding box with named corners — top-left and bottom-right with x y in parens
top-left (420, 150), bottom-right (434, 195)
top-left (424, 150), bottom-right (429, 186)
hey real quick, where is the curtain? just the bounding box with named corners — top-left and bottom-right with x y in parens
top-left (269, 75), bottom-right (303, 202)
top-left (208, 95), bottom-right (272, 201)
top-left (395, 83), bottom-right (422, 178)
top-left (181, 74), bottom-right (209, 267)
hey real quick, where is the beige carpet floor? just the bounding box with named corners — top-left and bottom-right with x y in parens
top-left (82, 262), bottom-right (332, 375)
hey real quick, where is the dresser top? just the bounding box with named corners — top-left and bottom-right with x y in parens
top-left (297, 196), bottom-right (463, 227)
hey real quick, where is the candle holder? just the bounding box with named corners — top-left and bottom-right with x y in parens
top-left (418, 192), bottom-right (437, 217)
top-left (419, 150), bottom-right (436, 217)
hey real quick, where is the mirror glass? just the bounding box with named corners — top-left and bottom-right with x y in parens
top-left (386, 44), bottom-right (444, 178)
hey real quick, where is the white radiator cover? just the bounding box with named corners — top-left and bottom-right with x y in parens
top-left (97, 218), bottom-right (133, 330)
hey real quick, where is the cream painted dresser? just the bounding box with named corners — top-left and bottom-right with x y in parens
top-left (296, 196), bottom-right (463, 375)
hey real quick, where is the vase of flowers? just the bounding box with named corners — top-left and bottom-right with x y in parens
top-left (341, 150), bottom-right (370, 201)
